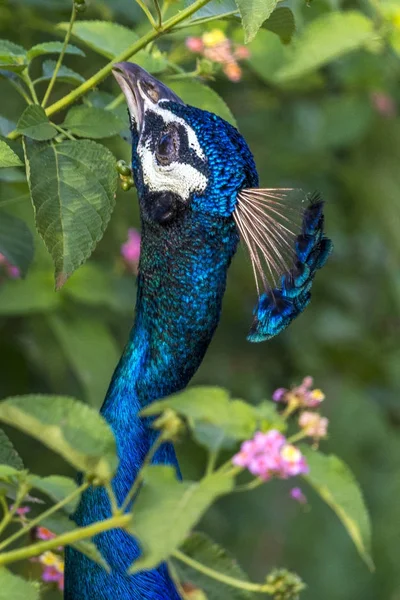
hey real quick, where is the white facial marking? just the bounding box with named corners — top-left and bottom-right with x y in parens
top-left (137, 86), bottom-right (208, 200)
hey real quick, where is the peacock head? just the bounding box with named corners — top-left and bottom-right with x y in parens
top-left (113, 63), bottom-right (332, 342)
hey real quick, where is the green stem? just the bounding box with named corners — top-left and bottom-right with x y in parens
top-left (105, 93), bottom-right (125, 110)
top-left (287, 430), bottom-right (308, 444)
top-left (173, 549), bottom-right (274, 594)
top-left (166, 70), bottom-right (199, 80)
top-left (153, 0), bottom-right (163, 28)
top-left (205, 450), bottom-right (218, 475)
top-left (0, 482), bottom-right (89, 552)
top-left (0, 482), bottom-right (28, 538)
top-left (53, 123), bottom-right (75, 141)
top-left (7, 0), bottom-right (214, 140)
top-left (22, 73), bottom-right (39, 104)
top-left (234, 477), bottom-right (264, 494)
top-left (41, 5), bottom-right (77, 108)
top-left (0, 513), bottom-right (131, 567)
top-left (120, 434), bottom-right (164, 513)
top-left (8, 80), bottom-right (33, 105)
top-left (105, 482), bottom-right (119, 514)
top-left (136, 0), bottom-right (158, 29)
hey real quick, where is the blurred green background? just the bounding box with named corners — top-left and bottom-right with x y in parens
top-left (1, 0), bottom-right (400, 598)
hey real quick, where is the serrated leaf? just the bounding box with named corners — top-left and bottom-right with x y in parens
top-left (129, 465), bottom-right (234, 572)
top-left (0, 428), bottom-right (24, 470)
top-left (302, 447), bottom-right (373, 569)
top-left (0, 40), bottom-right (27, 73)
top-left (42, 512), bottom-right (109, 571)
top-left (23, 139), bottom-right (117, 288)
top-left (34, 59), bottom-right (85, 86)
top-left (27, 42), bottom-right (85, 61)
top-left (59, 21), bottom-right (166, 73)
top-left (142, 387), bottom-right (256, 451)
top-left (235, 0), bottom-right (278, 43)
top-left (16, 105), bottom-right (57, 141)
top-left (28, 475), bottom-right (79, 513)
top-left (168, 81), bottom-right (237, 128)
top-left (172, 532), bottom-right (253, 600)
top-left (263, 7), bottom-right (295, 44)
top-left (276, 12), bottom-right (374, 82)
top-left (0, 270), bottom-right (60, 315)
top-left (0, 211), bottom-right (34, 277)
top-left (48, 314), bottom-right (120, 409)
top-left (0, 395), bottom-right (118, 481)
top-left (63, 106), bottom-right (126, 139)
top-left (0, 568), bottom-right (39, 600)
top-left (0, 139), bottom-right (23, 168)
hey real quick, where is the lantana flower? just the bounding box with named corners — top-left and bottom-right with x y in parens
top-left (273, 376), bottom-right (325, 409)
top-left (186, 28), bottom-right (250, 82)
top-left (31, 529), bottom-right (64, 591)
top-left (232, 430), bottom-right (309, 481)
top-left (290, 487), bottom-right (307, 504)
top-left (121, 228), bottom-right (141, 274)
top-left (0, 253), bottom-right (20, 280)
top-left (299, 411), bottom-right (328, 439)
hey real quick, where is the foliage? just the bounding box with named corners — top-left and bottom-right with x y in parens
top-left (0, 0), bottom-right (398, 597)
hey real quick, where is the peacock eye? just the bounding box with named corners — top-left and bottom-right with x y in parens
top-left (156, 128), bottom-right (179, 165)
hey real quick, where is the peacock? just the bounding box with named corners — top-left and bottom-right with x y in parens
top-left (64, 62), bottom-right (332, 600)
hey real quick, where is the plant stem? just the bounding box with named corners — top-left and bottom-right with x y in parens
top-left (136, 0), bottom-right (158, 29)
top-left (22, 73), bottom-right (40, 104)
top-left (205, 450), bottom-right (218, 475)
top-left (287, 430), bottom-right (308, 444)
top-left (153, 0), bottom-right (163, 28)
top-left (41, 4), bottom-right (77, 108)
top-left (53, 123), bottom-right (75, 140)
top-left (7, 0), bottom-right (214, 140)
top-left (120, 434), bottom-right (164, 513)
top-left (173, 549), bottom-right (274, 594)
top-left (171, 10), bottom-right (238, 30)
top-left (105, 482), bottom-right (119, 514)
top-left (0, 482), bottom-right (29, 538)
top-left (0, 513), bottom-right (131, 567)
top-left (0, 482), bottom-right (89, 552)
top-left (105, 93), bottom-right (125, 110)
top-left (234, 477), bottom-right (264, 494)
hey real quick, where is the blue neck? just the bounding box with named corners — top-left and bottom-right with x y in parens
top-left (64, 211), bottom-right (238, 600)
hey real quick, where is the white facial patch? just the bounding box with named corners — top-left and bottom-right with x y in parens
top-left (137, 85), bottom-right (208, 200)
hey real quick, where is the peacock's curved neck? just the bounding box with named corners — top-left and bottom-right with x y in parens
top-left (64, 211), bottom-right (238, 600)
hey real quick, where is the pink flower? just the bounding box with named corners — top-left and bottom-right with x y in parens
top-left (186, 37), bottom-right (204, 53)
top-left (234, 45), bottom-right (250, 60)
top-left (32, 549), bottom-right (64, 591)
top-left (370, 92), bottom-right (396, 118)
top-left (232, 430), bottom-right (309, 481)
top-left (121, 228), bottom-right (141, 273)
top-left (273, 376), bottom-right (325, 409)
top-left (0, 253), bottom-right (21, 280)
top-left (36, 526), bottom-right (56, 541)
top-left (290, 487), bottom-right (307, 504)
top-left (299, 411), bottom-right (328, 439)
top-left (11, 505), bottom-right (30, 518)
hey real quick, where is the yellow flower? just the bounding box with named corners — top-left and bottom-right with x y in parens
top-left (202, 29), bottom-right (227, 47)
top-left (39, 551), bottom-right (59, 566)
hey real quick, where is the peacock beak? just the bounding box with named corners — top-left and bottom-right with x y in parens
top-left (112, 62), bottom-right (184, 132)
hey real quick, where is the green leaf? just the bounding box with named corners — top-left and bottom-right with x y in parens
top-left (0, 465), bottom-right (23, 479)
top-left (0, 40), bottom-right (27, 72)
top-left (168, 81), bottom-right (237, 128)
top-left (48, 314), bottom-right (120, 409)
top-left (42, 511), bottom-right (109, 571)
top-left (23, 139), bottom-right (117, 288)
top-left (0, 139), bottom-right (23, 168)
top-left (59, 21), bottom-right (167, 73)
top-left (0, 395), bottom-right (118, 481)
top-left (0, 568), bottom-right (39, 600)
top-left (0, 270), bottom-right (60, 315)
top-left (0, 428), bottom-right (24, 470)
top-left (27, 41), bottom-right (85, 61)
top-left (16, 105), bottom-right (57, 141)
top-left (302, 447), bottom-right (373, 569)
top-left (235, 0), bottom-right (277, 43)
top-left (35, 59), bottom-right (85, 86)
top-left (142, 386), bottom-right (256, 451)
top-left (263, 7), bottom-right (296, 44)
top-left (28, 475), bottom-right (79, 513)
top-left (172, 532), bottom-right (253, 600)
top-left (129, 465), bottom-right (234, 572)
top-left (276, 12), bottom-right (374, 82)
top-left (63, 106), bottom-right (126, 139)
top-left (0, 211), bottom-right (34, 277)
top-left (184, 0), bottom-right (238, 20)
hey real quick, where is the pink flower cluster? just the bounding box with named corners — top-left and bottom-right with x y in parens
top-left (30, 526), bottom-right (64, 591)
top-left (186, 29), bottom-right (250, 82)
top-left (299, 411), bottom-right (328, 439)
top-left (273, 376), bottom-right (325, 409)
top-left (232, 430), bottom-right (309, 481)
top-left (0, 253), bottom-right (20, 280)
top-left (121, 228), bottom-right (141, 274)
